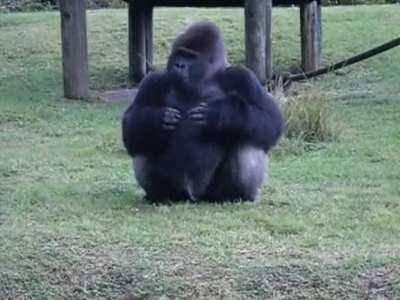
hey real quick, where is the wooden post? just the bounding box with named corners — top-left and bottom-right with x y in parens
top-left (245, 0), bottom-right (267, 84)
top-left (317, 1), bottom-right (322, 65)
top-left (300, 0), bottom-right (321, 72)
top-left (145, 5), bottom-right (154, 73)
top-left (128, 0), bottom-right (146, 85)
top-left (266, 0), bottom-right (273, 81)
top-left (59, 0), bottom-right (89, 99)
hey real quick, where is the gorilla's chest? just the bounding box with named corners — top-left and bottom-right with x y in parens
top-left (166, 90), bottom-right (201, 140)
top-left (165, 85), bottom-right (225, 141)
top-left (165, 90), bottom-right (200, 116)
top-left (165, 84), bottom-right (225, 116)
top-left (162, 86), bottom-right (225, 160)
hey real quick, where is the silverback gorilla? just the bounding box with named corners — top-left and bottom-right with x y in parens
top-left (122, 21), bottom-right (284, 202)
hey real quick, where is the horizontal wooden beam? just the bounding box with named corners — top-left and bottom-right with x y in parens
top-left (123, 0), bottom-right (316, 7)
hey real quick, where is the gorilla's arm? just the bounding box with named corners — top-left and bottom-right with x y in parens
top-left (191, 67), bottom-right (284, 152)
top-left (122, 72), bottom-right (180, 157)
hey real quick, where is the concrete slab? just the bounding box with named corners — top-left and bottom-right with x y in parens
top-left (98, 88), bottom-right (138, 103)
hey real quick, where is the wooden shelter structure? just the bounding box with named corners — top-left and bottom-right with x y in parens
top-left (59, 0), bottom-right (322, 99)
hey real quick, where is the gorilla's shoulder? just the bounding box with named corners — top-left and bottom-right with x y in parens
top-left (216, 65), bottom-right (259, 92)
top-left (138, 71), bottom-right (172, 94)
top-left (140, 71), bottom-right (169, 86)
top-left (224, 66), bottom-right (257, 80)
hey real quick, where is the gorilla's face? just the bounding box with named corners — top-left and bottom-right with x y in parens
top-left (167, 49), bottom-right (207, 92)
top-left (167, 22), bottom-right (227, 93)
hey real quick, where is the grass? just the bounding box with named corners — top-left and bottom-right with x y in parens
top-left (279, 86), bottom-right (340, 143)
top-left (1, 5), bottom-right (400, 299)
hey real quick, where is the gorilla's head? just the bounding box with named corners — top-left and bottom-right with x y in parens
top-left (167, 21), bottom-right (227, 92)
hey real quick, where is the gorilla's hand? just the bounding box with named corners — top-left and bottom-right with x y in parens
top-left (187, 102), bottom-right (209, 126)
top-left (189, 96), bottom-right (250, 140)
top-left (163, 107), bottom-right (182, 130)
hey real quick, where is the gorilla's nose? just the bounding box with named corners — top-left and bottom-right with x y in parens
top-left (174, 62), bottom-right (187, 70)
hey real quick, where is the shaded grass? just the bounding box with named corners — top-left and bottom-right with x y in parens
top-left (1, 5), bottom-right (400, 299)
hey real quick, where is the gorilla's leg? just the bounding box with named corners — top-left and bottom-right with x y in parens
top-left (133, 156), bottom-right (184, 202)
top-left (133, 155), bottom-right (220, 202)
top-left (203, 145), bottom-right (268, 202)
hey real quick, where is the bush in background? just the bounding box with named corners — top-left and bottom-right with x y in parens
top-left (0, 0), bottom-right (126, 12)
top-left (323, 0), bottom-right (394, 4)
top-left (272, 84), bottom-right (341, 155)
top-left (281, 89), bottom-right (337, 143)
top-left (1, 0), bottom-right (52, 11)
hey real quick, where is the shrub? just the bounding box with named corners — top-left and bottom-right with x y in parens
top-left (323, 0), bottom-right (394, 4)
top-left (0, 0), bottom-right (126, 12)
top-left (0, 0), bottom-right (50, 11)
top-left (280, 88), bottom-right (337, 143)
top-left (272, 83), bottom-right (341, 155)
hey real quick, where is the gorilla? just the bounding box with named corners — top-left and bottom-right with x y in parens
top-left (122, 21), bottom-right (284, 203)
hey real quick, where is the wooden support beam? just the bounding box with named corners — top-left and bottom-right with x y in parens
top-left (245, 0), bottom-right (267, 84)
top-left (151, 0), bottom-right (244, 6)
top-left (317, 2), bottom-right (322, 65)
top-left (128, 1), bottom-right (146, 85)
top-left (147, 0), bottom-right (305, 7)
top-left (59, 0), bottom-right (89, 99)
top-left (300, 0), bottom-right (321, 72)
top-left (266, 0), bottom-right (273, 81)
top-left (145, 5), bottom-right (154, 72)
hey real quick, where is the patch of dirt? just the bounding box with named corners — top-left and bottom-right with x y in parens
top-left (97, 89), bottom-right (137, 103)
top-left (359, 268), bottom-right (399, 300)
top-left (314, 250), bottom-right (348, 266)
top-left (236, 247), bottom-right (306, 262)
top-left (236, 263), bottom-right (358, 298)
top-left (0, 111), bottom-right (35, 129)
top-left (159, 248), bottom-right (234, 298)
top-left (314, 248), bottom-right (400, 267)
top-left (39, 240), bottom-right (233, 298)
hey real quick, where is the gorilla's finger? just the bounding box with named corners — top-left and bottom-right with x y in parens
top-left (188, 106), bottom-right (208, 115)
top-left (194, 102), bottom-right (207, 108)
top-left (193, 120), bottom-right (207, 126)
top-left (166, 107), bottom-right (180, 112)
top-left (189, 113), bottom-right (206, 120)
top-left (164, 115), bottom-right (180, 124)
top-left (165, 110), bottom-right (181, 119)
top-left (195, 102), bottom-right (208, 109)
top-left (163, 124), bottom-right (176, 130)
top-left (166, 107), bottom-right (181, 115)
top-left (165, 114), bottom-right (181, 122)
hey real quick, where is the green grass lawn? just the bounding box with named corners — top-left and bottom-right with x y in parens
top-left (1, 5), bottom-right (400, 299)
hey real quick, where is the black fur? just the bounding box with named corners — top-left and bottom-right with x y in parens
top-left (122, 21), bottom-right (284, 202)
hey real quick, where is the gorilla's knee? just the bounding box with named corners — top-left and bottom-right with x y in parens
top-left (205, 145), bottom-right (268, 202)
top-left (133, 155), bottom-right (149, 191)
top-left (234, 145), bottom-right (268, 201)
top-left (133, 156), bottom-right (191, 202)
